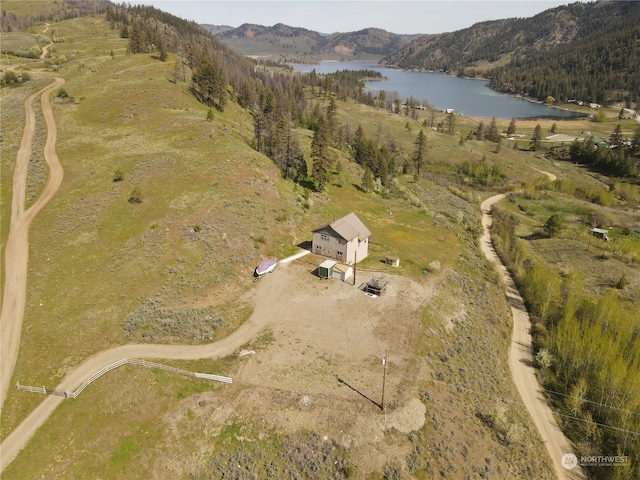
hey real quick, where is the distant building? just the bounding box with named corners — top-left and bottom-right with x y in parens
top-left (592, 227), bottom-right (609, 241)
top-left (312, 212), bottom-right (371, 264)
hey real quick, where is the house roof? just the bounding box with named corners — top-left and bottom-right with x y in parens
top-left (592, 227), bottom-right (609, 234)
top-left (313, 212), bottom-right (371, 242)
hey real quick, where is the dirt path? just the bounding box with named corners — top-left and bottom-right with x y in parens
top-left (0, 262), bottom-right (286, 472)
top-left (480, 194), bottom-right (584, 480)
top-left (0, 75), bottom-right (65, 415)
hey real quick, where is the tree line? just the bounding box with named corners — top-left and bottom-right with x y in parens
top-left (490, 205), bottom-right (640, 480)
top-left (1, 0), bottom-right (111, 32)
top-left (564, 125), bottom-right (640, 179)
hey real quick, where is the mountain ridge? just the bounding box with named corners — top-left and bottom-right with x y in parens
top-left (203, 22), bottom-right (417, 60)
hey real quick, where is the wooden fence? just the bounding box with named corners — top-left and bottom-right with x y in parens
top-left (16, 358), bottom-right (232, 399)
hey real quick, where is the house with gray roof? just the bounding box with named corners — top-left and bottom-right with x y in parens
top-left (312, 212), bottom-right (370, 264)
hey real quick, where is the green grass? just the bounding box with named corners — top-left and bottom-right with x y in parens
top-left (110, 438), bottom-right (136, 466)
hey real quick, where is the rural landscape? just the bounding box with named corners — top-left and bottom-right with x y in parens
top-left (1, 1), bottom-right (639, 479)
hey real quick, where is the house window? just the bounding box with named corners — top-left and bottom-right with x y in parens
top-left (337, 251), bottom-right (343, 256)
top-left (321, 234), bottom-right (330, 241)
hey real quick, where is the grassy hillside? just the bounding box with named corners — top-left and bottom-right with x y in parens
top-left (2, 5), bottom-right (639, 480)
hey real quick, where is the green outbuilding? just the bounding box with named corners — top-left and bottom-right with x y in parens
top-left (317, 259), bottom-right (337, 279)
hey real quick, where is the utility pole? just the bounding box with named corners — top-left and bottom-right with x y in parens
top-left (381, 348), bottom-right (388, 411)
top-left (353, 251), bottom-right (357, 286)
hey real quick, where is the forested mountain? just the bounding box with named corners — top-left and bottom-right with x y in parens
top-left (208, 23), bottom-right (415, 59)
top-left (383, 1), bottom-right (640, 106)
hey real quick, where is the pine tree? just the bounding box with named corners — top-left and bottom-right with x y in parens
top-left (127, 19), bottom-right (146, 54)
top-left (311, 115), bottom-right (330, 191)
top-left (486, 116), bottom-right (500, 143)
top-left (530, 124), bottom-right (543, 151)
top-left (475, 120), bottom-right (485, 141)
top-left (192, 49), bottom-right (227, 111)
top-left (447, 112), bottom-right (456, 135)
top-left (609, 124), bottom-right (624, 147)
top-left (507, 117), bottom-right (517, 136)
top-left (412, 130), bottom-right (427, 176)
top-left (362, 167), bottom-right (375, 192)
top-left (158, 36), bottom-right (168, 61)
top-left (352, 125), bottom-right (365, 165)
top-left (325, 95), bottom-right (337, 143)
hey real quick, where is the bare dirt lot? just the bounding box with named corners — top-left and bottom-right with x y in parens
top-left (226, 259), bottom-right (434, 439)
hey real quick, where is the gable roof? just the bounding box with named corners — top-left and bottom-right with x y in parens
top-left (313, 212), bottom-right (371, 242)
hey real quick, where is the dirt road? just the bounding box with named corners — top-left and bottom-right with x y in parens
top-left (0, 75), bottom-right (65, 414)
top-left (480, 194), bottom-right (584, 480)
top-left (0, 260), bottom-right (291, 471)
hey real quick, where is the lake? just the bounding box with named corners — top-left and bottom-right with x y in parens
top-left (292, 61), bottom-right (584, 121)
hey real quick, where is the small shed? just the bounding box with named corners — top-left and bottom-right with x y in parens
top-left (592, 227), bottom-right (609, 241)
top-left (318, 259), bottom-right (337, 279)
top-left (333, 263), bottom-right (353, 282)
top-left (385, 255), bottom-right (400, 268)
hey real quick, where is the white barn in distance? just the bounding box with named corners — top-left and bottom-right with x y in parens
top-left (312, 212), bottom-right (370, 264)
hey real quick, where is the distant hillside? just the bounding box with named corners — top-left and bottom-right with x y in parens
top-left (318, 28), bottom-right (415, 57)
top-left (207, 23), bottom-right (414, 60)
top-left (200, 24), bottom-right (233, 35)
top-left (382, 1), bottom-right (640, 105)
top-left (207, 23), bottom-right (324, 57)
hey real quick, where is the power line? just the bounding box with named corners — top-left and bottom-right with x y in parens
top-left (423, 354), bottom-right (640, 418)
top-left (425, 376), bottom-right (640, 437)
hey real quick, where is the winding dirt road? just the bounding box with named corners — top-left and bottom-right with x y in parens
top-left (480, 193), bottom-right (584, 480)
top-left (1, 75), bottom-right (65, 414)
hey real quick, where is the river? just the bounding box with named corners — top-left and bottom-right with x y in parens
top-left (292, 61), bottom-right (584, 121)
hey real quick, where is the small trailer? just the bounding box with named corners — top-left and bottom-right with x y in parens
top-left (254, 259), bottom-right (277, 280)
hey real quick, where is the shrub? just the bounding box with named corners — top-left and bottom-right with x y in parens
top-left (113, 168), bottom-right (124, 182)
top-left (128, 187), bottom-right (142, 203)
top-left (535, 348), bottom-right (553, 369)
top-left (544, 214), bottom-right (563, 238)
top-left (616, 274), bottom-right (629, 290)
top-left (1, 70), bottom-right (18, 85)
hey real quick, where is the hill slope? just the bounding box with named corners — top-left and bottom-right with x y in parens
top-left (209, 22), bottom-right (415, 60)
top-left (383, 1), bottom-right (640, 104)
